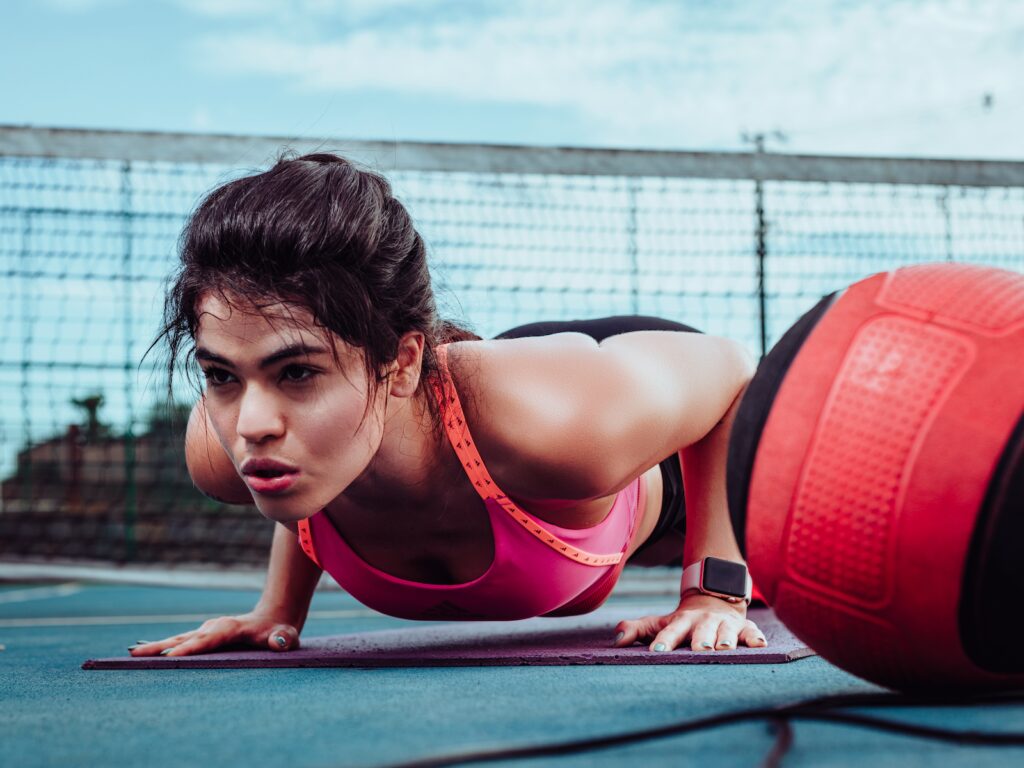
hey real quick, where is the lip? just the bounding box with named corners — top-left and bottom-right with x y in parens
top-left (239, 458), bottom-right (300, 496)
top-left (245, 473), bottom-right (299, 496)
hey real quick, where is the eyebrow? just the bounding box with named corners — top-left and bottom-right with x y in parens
top-left (195, 343), bottom-right (331, 370)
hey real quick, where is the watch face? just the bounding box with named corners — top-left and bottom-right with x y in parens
top-left (703, 557), bottom-right (748, 598)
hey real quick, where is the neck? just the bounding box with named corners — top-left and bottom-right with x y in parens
top-left (335, 387), bottom-right (454, 509)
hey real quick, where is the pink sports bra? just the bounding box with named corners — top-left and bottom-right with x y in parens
top-left (296, 344), bottom-right (644, 621)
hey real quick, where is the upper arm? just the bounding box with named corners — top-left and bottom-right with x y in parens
top-left (592, 330), bottom-right (755, 453)
top-left (455, 331), bottom-right (754, 498)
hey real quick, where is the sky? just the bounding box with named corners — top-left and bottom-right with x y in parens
top-left (2, 0), bottom-right (1023, 474)
top-left (1, 0), bottom-right (1023, 159)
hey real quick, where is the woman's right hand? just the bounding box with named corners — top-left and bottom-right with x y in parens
top-left (127, 610), bottom-right (300, 657)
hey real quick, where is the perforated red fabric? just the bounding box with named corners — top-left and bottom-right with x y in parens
top-left (786, 317), bottom-right (972, 605)
top-left (878, 262), bottom-right (1024, 334)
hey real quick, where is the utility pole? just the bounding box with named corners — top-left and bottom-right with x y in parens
top-left (741, 131), bottom-right (787, 358)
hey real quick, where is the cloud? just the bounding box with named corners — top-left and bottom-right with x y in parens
top-left (185, 0), bottom-right (1024, 155)
top-left (192, 2), bottom-right (716, 109)
top-left (174, 0), bottom-right (281, 16)
top-left (39, 0), bottom-right (123, 10)
top-left (173, 0), bottom-right (424, 20)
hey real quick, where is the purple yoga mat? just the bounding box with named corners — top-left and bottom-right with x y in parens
top-left (84, 606), bottom-right (813, 670)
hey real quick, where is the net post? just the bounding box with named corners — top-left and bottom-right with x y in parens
top-left (120, 160), bottom-right (137, 561)
top-left (938, 187), bottom-right (954, 263)
top-left (19, 208), bottom-right (33, 509)
top-left (626, 178), bottom-right (640, 314)
top-left (754, 178), bottom-right (768, 359)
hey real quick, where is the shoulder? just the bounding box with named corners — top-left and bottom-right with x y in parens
top-left (443, 330), bottom-right (753, 499)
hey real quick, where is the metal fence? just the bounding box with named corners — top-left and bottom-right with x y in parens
top-left (2, 125), bottom-right (1022, 564)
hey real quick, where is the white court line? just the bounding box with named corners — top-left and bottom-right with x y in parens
top-left (0, 608), bottom-right (377, 628)
top-left (0, 583), bottom-right (82, 604)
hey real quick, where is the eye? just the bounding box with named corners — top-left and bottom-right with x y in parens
top-left (281, 364), bottom-right (316, 383)
top-left (202, 367), bottom-right (236, 387)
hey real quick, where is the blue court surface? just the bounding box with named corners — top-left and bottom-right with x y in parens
top-left (2, 575), bottom-right (1024, 767)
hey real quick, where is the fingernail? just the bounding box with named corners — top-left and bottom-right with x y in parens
top-left (136, 640), bottom-right (153, 645)
top-left (274, 635), bottom-right (287, 648)
top-left (159, 648), bottom-right (173, 656)
top-left (652, 643), bottom-right (667, 652)
top-left (613, 631), bottom-right (624, 646)
top-left (701, 641), bottom-right (714, 649)
top-left (718, 643), bottom-right (732, 649)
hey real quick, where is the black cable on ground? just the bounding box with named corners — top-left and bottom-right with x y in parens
top-left (759, 717), bottom-right (793, 768)
top-left (376, 690), bottom-right (1024, 768)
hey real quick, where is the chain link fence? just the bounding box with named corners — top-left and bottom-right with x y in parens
top-left (2, 126), bottom-right (1022, 565)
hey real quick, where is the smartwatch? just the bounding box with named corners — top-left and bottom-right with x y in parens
top-left (681, 556), bottom-right (753, 604)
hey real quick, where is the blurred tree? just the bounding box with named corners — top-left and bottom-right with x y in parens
top-left (70, 394), bottom-right (110, 441)
top-left (144, 400), bottom-right (193, 437)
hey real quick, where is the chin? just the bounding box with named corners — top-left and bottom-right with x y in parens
top-left (252, 480), bottom-right (346, 525)
top-left (253, 498), bottom-right (318, 525)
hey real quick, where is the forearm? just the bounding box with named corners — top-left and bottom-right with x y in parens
top-left (254, 522), bottom-right (323, 632)
top-left (679, 387), bottom-right (746, 567)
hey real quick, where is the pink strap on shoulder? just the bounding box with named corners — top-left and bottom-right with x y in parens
top-left (433, 345), bottom-right (622, 567)
top-left (296, 518), bottom-right (322, 569)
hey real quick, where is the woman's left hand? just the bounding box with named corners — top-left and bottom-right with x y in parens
top-left (612, 593), bottom-right (767, 652)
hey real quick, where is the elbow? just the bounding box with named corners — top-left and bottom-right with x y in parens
top-left (734, 339), bottom-right (758, 378)
top-left (724, 338), bottom-right (757, 396)
top-left (722, 340), bottom-right (756, 425)
top-left (708, 340), bottom-right (755, 430)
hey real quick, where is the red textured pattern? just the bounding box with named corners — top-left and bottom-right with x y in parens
top-left (879, 263), bottom-right (1024, 333)
top-left (785, 316), bottom-right (972, 605)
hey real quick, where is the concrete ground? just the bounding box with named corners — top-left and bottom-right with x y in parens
top-left (2, 569), bottom-right (1024, 767)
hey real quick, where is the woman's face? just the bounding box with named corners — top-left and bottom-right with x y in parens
top-left (193, 293), bottom-right (387, 523)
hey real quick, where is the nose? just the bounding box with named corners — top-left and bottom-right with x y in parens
top-left (235, 385), bottom-right (285, 444)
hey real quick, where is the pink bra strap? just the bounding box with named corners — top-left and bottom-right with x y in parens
top-left (296, 518), bottom-right (322, 569)
top-left (433, 345), bottom-right (622, 567)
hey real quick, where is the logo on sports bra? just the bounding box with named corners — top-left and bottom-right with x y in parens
top-left (420, 600), bottom-right (486, 620)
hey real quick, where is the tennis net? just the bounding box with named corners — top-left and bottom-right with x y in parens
top-left (2, 126), bottom-right (1022, 566)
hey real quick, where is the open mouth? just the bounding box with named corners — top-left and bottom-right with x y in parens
top-left (251, 469), bottom-right (288, 478)
top-left (240, 459), bottom-right (299, 495)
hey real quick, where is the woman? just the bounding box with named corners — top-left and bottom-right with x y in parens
top-left (130, 153), bottom-right (766, 658)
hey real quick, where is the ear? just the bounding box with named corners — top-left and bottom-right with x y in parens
top-left (388, 331), bottom-right (425, 398)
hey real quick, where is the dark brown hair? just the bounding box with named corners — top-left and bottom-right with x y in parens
top-left (155, 151), bottom-right (478, 431)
